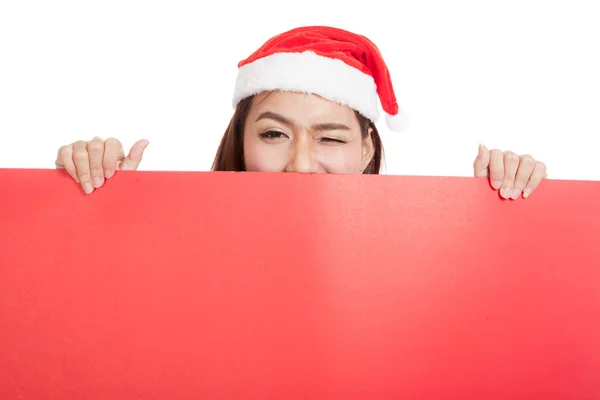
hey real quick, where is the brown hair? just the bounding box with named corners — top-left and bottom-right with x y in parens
top-left (211, 94), bottom-right (384, 174)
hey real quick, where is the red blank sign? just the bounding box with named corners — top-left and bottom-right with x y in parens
top-left (1, 169), bottom-right (599, 399)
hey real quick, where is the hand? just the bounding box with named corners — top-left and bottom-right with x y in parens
top-left (473, 144), bottom-right (547, 199)
top-left (55, 137), bottom-right (149, 194)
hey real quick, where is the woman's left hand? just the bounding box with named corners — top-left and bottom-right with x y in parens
top-left (473, 144), bottom-right (547, 199)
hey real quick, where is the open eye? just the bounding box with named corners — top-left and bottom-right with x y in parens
top-left (259, 130), bottom-right (288, 140)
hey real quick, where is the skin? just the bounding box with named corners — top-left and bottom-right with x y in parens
top-left (55, 91), bottom-right (547, 199)
top-left (473, 143), bottom-right (547, 199)
top-left (244, 92), bottom-right (373, 174)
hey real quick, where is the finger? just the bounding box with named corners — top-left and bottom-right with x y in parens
top-left (55, 144), bottom-right (79, 183)
top-left (488, 149), bottom-right (504, 189)
top-left (102, 138), bottom-right (125, 178)
top-left (523, 161), bottom-right (547, 198)
top-left (500, 151), bottom-right (520, 199)
top-left (473, 143), bottom-right (491, 177)
top-left (72, 141), bottom-right (94, 194)
top-left (511, 154), bottom-right (536, 199)
top-left (87, 137), bottom-right (105, 189)
top-left (120, 139), bottom-right (150, 171)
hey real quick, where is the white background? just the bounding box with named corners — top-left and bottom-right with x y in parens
top-left (1, 0), bottom-right (598, 181)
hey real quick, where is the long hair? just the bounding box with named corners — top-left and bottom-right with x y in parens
top-left (211, 95), bottom-right (384, 174)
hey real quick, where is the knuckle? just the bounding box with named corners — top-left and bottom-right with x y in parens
top-left (536, 161), bottom-right (547, 171)
top-left (490, 173), bottom-right (503, 182)
top-left (105, 137), bottom-right (121, 147)
top-left (73, 150), bottom-right (88, 162)
top-left (489, 169), bottom-right (503, 180)
top-left (87, 140), bottom-right (104, 153)
top-left (514, 177), bottom-right (528, 188)
top-left (58, 145), bottom-right (72, 158)
top-left (527, 178), bottom-right (541, 187)
top-left (102, 158), bottom-right (115, 169)
top-left (521, 154), bottom-right (536, 166)
top-left (505, 151), bottom-right (519, 161)
top-left (90, 167), bottom-right (103, 177)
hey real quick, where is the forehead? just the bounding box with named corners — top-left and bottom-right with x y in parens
top-left (249, 91), bottom-right (359, 124)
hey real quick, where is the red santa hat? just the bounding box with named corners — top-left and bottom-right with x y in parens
top-left (232, 26), bottom-right (409, 132)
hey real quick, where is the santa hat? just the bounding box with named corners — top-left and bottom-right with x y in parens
top-left (232, 26), bottom-right (409, 132)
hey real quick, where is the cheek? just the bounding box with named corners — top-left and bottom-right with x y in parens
top-left (243, 139), bottom-right (289, 172)
top-left (315, 142), bottom-right (364, 174)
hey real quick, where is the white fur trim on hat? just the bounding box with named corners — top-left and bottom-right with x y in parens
top-left (233, 51), bottom-right (381, 123)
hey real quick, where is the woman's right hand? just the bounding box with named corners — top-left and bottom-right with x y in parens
top-left (55, 137), bottom-right (149, 194)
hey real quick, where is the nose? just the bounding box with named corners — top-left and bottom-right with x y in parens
top-left (284, 135), bottom-right (320, 173)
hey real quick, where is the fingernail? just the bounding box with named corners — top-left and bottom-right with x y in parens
top-left (511, 189), bottom-right (522, 199)
top-left (93, 177), bottom-right (103, 188)
top-left (501, 187), bottom-right (512, 198)
top-left (478, 144), bottom-right (484, 156)
top-left (492, 180), bottom-right (502, 189)
top-left (83, 182), bottom-right (94, 194)
top-left (105, 169), bottom-right (114, 178)
top-left (523, 188), bottom-right (532, 198)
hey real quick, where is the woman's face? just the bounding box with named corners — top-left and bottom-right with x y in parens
top-left (243, 91), bottom-right (374, 174)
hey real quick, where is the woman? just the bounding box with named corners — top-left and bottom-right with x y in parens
top-left (55, 26), bottom-right (547, 200)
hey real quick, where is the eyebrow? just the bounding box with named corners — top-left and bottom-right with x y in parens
top-left (255, 111), bottom-right (351, 131)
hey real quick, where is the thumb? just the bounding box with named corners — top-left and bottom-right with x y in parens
top-left (473, 143), bottom-right (490, 177)
top-left (120, 139), bottom-right (150, 171)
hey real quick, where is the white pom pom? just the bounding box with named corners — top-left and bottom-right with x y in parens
top-left (385, 109), bottom-right (409, 132)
